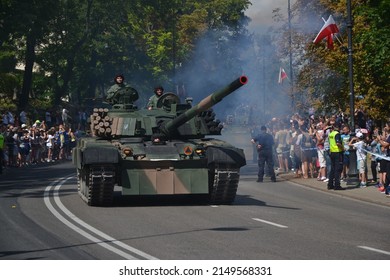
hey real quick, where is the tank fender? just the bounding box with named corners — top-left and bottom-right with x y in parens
top-left (81, 146), bottom-right (119, 165)
top-left (206, 146), bottom-right (246, 168)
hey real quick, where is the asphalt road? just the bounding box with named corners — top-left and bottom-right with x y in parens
top-left (1, 161), bottom-right (389, 260)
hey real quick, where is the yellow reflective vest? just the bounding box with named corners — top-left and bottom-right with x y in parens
top-left (329, 130), bottom-right (343, 152)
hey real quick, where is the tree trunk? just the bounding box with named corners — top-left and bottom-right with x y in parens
top-left (20, 32), bottom-right (36, 110)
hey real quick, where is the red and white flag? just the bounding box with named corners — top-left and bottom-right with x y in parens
top-left (278, 67), bottom-right (288, 84)
top-left (326, 34), bottom-right (334, 50)
top-left (313, 15), bottom-right (339, 48)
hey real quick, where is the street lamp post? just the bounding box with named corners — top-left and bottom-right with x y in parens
top-left (288, 0), bottom-right (294, 111)
top-left (346, 0), bottom-right (359, 184)
top-left (347, 0), bottom-right (355, 130)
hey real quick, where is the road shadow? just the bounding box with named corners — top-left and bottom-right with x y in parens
top-left (110, 192), bottom-right (299, 210)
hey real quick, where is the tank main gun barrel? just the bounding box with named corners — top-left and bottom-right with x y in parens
top-left (162, 76), bottom-right (248, 136)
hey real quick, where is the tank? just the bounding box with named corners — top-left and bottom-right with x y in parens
top-left (72, 76), bottom-right (248, 206)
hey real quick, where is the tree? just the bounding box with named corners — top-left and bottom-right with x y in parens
top-left (1, 0), bottom-right (252, 114)
top-left (289, 0), bottom-right (390, 121)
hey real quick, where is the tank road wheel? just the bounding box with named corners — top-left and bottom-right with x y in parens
top-left (208, 164), bottom-right (240, 205)
top-left (78, 165), bottom-right (116, 206)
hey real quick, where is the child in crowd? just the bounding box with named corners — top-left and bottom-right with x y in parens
top-left (349, 132), bottom-right (367, 188)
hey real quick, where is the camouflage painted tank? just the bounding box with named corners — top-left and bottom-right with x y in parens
top-left (72, 76), bottom-right (248, 206)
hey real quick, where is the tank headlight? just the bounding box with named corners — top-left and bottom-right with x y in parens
top-left (195, 148), bottom-right (205, 156)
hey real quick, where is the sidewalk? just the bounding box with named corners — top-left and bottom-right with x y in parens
top-left (241, 163), bottom-right (390, 208)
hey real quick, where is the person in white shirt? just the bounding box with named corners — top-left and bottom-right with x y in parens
top-left (349, 132), bottom-right (367, 187)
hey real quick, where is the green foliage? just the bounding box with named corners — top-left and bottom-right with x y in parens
top-left (0, 72), bottom-right (20, 111)
top-left (0, 46), bottom-right (17, 72)
top-left (0, 0), bottom-right (251, 113)
top-left (291, 0), bottom-right (390, 120)
top-left (0, 97), bottom-right (17, 112)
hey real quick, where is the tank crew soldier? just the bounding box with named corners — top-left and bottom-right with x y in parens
top-left (147, 85), bottom-right (164, 110)
top-left (327, 124), bottom-right (344, 190)
top-left (106, 74), bottom-right (126, 104)
top-left (251, 125), bottom-right (276, 183)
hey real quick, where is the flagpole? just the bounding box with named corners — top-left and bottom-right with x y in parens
top-left (347, 0), bottom-right (355, 130)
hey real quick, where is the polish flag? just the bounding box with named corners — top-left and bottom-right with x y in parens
top-left (313, 15), bottom-right (339, 46)
top-left (326, 34), bottom-right (334, 50)
top-left (278, 67), bottom-right (288, 84)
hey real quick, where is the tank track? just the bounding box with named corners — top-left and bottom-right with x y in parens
top-left (78, 165), bottom-right (116, 206)
top-left (209, 165), bottom-right (240, 204)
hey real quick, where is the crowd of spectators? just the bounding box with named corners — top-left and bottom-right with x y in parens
top-left (1, 105), bottom-right (389, 198)
top-left (0, 108), bottom-right (88, 173)
top-left (260, 109), bottom-right (390, 195)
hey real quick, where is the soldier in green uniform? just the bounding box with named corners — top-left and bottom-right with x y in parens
top-left (106, 74), bottom-right (138, 105)
top-left (147, 85), bottom-right (164, 110)
top-left (106, 74), bottom-right (128, 104)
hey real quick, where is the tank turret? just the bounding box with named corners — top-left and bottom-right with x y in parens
top-left (73, 76), bottom-right (249, 206)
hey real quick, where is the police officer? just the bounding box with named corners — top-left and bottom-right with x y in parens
top-left (327, 124), bottom-right (344, 190)
top-left (251, 125), bottom-right (276, 183)
top-left (147, 85), bottom-right (164, 110)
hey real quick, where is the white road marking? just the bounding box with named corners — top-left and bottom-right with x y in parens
top-left (252, 218), bottom-right (288, 228)
top-left (358, 246), bottom-right (390, 256)
top-left (44, 176), bottom-right (158, 260)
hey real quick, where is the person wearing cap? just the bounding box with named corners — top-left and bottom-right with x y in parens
top-left (251, 125), bottom-right (276, 183)
top-left (147, 85), bottom-right (164, 110)
top-left (327, 125), bottom-right (344, 190)
top-left (349, 132), bottom-right (367, 188)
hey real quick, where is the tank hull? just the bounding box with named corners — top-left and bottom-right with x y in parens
top-left (73, 137), bottom-right (245, 206)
